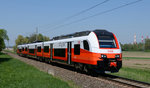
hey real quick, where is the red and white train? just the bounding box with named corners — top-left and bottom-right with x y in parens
top-left (17, 30), bottom-right (122, 73)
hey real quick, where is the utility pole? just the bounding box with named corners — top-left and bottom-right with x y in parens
top-left (134, 34), bottom-right (137, 44)
top-left (36, 27), bottom-right (38, 41)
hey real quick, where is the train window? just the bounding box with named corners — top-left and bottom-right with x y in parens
top-left (97, 35), bottom-right (116, 48)
top-left (98, 37), bottom-right (116, 48)
top-left (29, 49), bottom-right (35, 54)
top-left (54, 48), bottom-right (66, 57)
top-left (94, 30), bottom-right (117, 48)
top-left (22, 48), bottom-right (24, 51)
top-left (19, 49), bottom-right (21, 52)
top-left (44, 46), bottom-right (49, 53)
top-left (37, 46), bottom-right (41, 52)
top-left (83, 40), bottom-right (89, 51)
top-left (25, 47), bottom-right (28, 51)
top-left (74, 44), bottom-right (80, 55)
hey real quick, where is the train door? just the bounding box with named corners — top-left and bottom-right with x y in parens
top-left (50, 44), bottom-right (53, 61)
top-left (27, 46), bottom-right (29, 54)
top-left (67, 42), bottom-right (72, 64)
top-left (35, 45), bottom-right (37, 57)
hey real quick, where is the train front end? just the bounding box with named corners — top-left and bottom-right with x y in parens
top-left (92, 30), bottom-right (122, 73)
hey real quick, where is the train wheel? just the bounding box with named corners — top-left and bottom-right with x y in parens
top-left (74, 63), bottom-right (79, 71)
top-left (45, 58), bottom-right (48, 63)
top-left (39, 57), bottom-right (43, 62)
top-left (78, 63), bottom-right (83, 71)
top-left (48, 59), bottom-right (51, 64)
top-left (83, 65), bottom-right (89, 73)
top-left (74, 63), bottom-right (84, 73)
top-left (37, 57), bottom-right (40, 61)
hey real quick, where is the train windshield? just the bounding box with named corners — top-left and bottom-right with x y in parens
top-left (98, 35), bottom-right (116, 48)
top-left (93, 30), bottom-right (117, 48)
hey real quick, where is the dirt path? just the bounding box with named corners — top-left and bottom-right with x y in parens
top-left (122, 51), bottom-right (150, 69)
top-left (123, 59), bottom-right (150, 69)
top-left (123, 51), bottom-right (150, 58)
top-left (5, 52), bottom-right (128, 88)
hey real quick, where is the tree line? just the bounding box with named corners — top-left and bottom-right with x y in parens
top-left (13, 33), bottom-right (50, 51)
top-left (121, 39), bottom-right (150, 52)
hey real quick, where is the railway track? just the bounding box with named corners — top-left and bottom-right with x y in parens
top-left (98, 74), bottom-right (150, 88)
top-left (46, 60), bottom-right (150, 88)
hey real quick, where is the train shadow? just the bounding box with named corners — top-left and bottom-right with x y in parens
top-left (50, 62), bottom-right (75, 72)
top-left (98, 73), bottom-right (119, 79)
top-left (48, 61), bottom-right (100, 77)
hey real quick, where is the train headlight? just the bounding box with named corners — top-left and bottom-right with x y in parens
top-left (101, 54), bottom-right (107, 59)
top-left (115, 55), bottom-right (120, 59)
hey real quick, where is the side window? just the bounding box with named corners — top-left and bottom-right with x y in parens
top-left (29, 49), bottom-right (34, 53)
top-left (22, 48), bottom-right (24, 51)
top-left (54, 49), bottom-right (66, 57)
top-left (74, 44), bottom-right (80, 55)
top-left (37, 46), bottom-right (41, 52)
top-left (44, 46), bottom-right (49, 53)
top-left (19, 49), bottom-right (21, 52)
top-left (83, 40), bottom-right (89, 51)
top-left (25, 47), bottom-right (28, 51)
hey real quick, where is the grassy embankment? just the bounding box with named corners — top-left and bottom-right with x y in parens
top-left (123, 57), bottom-right (150, 59)
top-left (110, 67), bottom-right (150, 83)
top-left (0, 52), bottom-right (73, 88)
top-left (110, 51), bottom-right (150, 83)
top-left (3, 49), bottom-right (16, 54)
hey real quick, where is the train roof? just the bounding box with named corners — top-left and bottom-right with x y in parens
top-left (93, 30), bottom-right (113, 36)
top-left (52, 31), bottom-right (91, 40)
top-left (52, 29), bottom-right (109, 40)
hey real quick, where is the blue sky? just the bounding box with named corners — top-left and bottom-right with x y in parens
top-left (0, 0), bottom-right (150, 46)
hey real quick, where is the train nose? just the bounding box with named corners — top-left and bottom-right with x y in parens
top-left (110, 62), bottom-right (117, 67)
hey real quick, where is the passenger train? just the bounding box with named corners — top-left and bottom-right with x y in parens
top-left (17, 30), bottom-right (122, 73)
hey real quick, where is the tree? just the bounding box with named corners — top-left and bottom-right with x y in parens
top-left (0, 29), bottom-right (9, 52)
top-left (15, 35), bottom-right (30, 45)
top-left (38, 33), bottom-right (44, 41)
top-left (28, 33), bottom-right (50, 43)
top-left (0, 29), bottom-right (9, 41)
top-left (13, 35), bottom-right (29, 52)
top-left (145, 39), bottom-right (150, 51)
top-left (0, 37), bottom-right (5, 51)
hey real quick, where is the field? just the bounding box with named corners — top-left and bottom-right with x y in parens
top-left (123, 51), bottom-right (150, 58)
top-left (123, 51), bottom-right (150, 69)
top-left (0, 52), bottom-right (71, 88)
top-left (110, 51), bottom-right (150, 83)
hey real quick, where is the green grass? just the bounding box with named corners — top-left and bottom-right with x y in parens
top-left (110, 67), bottom-right (150, 83)
top-left (0, 52), bottom-right (72, 88)
top-left (123, 57), bottom-right (150, 59)
top-left (3, 49), bottom-right (16, 54)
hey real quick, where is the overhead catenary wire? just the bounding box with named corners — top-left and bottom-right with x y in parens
top-left (43, 0), bottom-right (142, 33)
top-left (63, 0), bottom-right (110, 21)
top-left (39, 0), bottom-right (110, 32)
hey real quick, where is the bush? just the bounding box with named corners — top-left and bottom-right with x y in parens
top-left (121, 43), bottom-right (144, 51)
top-left (0, 37), bottom-right (5, 52)
top-left (145, 39), bottom-right (150, 51)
